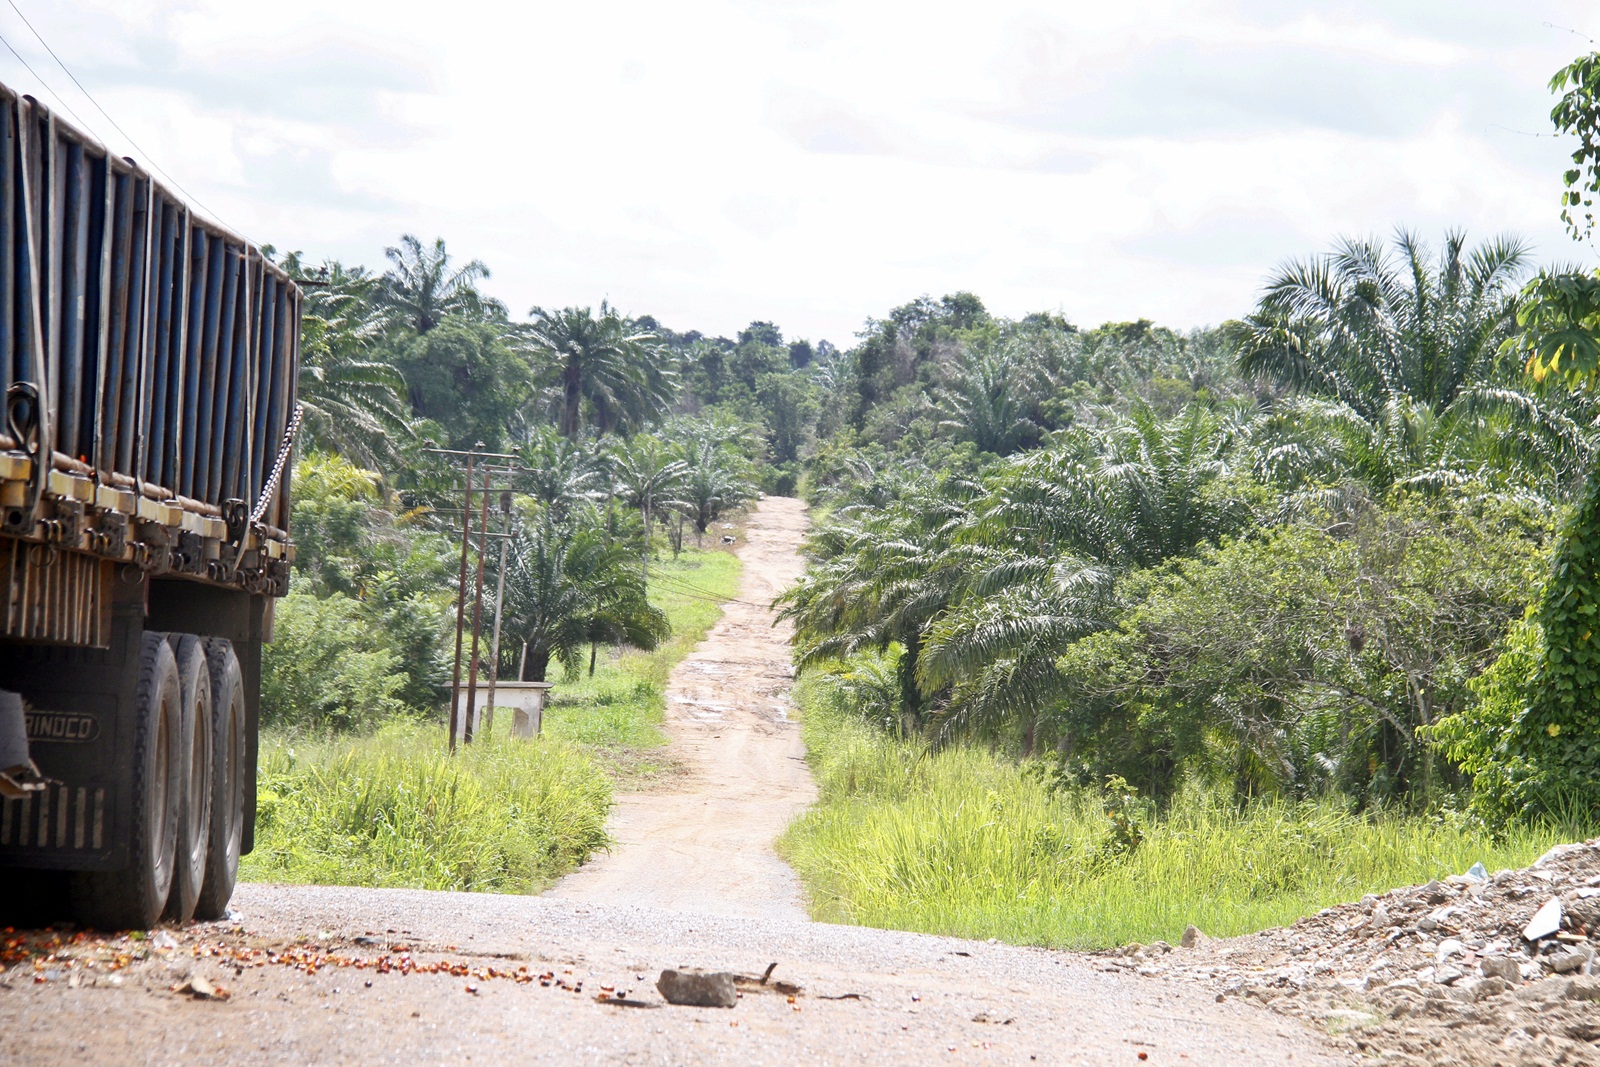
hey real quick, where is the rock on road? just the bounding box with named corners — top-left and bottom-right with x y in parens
top-left (0, 497), bottom-right (1351, 1066)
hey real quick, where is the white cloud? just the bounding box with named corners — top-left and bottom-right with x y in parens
top-left (2, 0), bottom-right (1593, 342)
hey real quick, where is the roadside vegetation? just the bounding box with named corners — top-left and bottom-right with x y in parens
top-left (780, 672), bottom-right (1575, 949)
top-left (249, 50), bottom-right (1600, 939)
top-left (243, 546), bottom-right (741, 891)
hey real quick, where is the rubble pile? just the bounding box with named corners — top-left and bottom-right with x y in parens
top-left (1109, 839), bottom-right (1600, 1066)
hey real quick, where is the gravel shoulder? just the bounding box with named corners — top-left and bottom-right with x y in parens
top-left (0, 883), bottom-right (1351, 1066)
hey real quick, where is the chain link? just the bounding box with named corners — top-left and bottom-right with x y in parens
top-left (250, 404), bottom-right (303, 526)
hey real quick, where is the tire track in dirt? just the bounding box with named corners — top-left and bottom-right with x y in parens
top-left (544, 495), bottom-right (816, 920)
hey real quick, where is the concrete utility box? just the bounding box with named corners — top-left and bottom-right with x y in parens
top-left (457, 681), bottom-right (554, 741)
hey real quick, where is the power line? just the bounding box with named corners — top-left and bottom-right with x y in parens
top-left (0, 29), bottom-right (94, 134)
top-left (2, 0), bottom-right (240, 236)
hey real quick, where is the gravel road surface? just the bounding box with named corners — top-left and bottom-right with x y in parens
top-left (0, 497), bottom-right (1351, 1066)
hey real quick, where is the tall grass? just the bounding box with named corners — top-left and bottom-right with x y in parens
top-left (244, 546), bottom-right (743, 892)
top-left (242, 722), bottom-right (609, 891)
top-left (779, 675), bottom-right (1584, 949)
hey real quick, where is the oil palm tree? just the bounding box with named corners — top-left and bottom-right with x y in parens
top-left (288, 258), bottom-right (413, 470)
top-left (518, 425), bottom-right (606, 517)
top-left (527, 303), bottom-right (677, 437)
top-left (675, 439), bottom-right (757, 548)
top-left (974, 402), bottom-right (1253, 570)
top-left (918, 552), bottom-right (1114, 751)
top-left (1231, 230), bottom-right (1530, 417)
top-left (379, 235), bottom-right (501, 334)
top-left (498, 516), bottom-right (669, 683)
top-left (608, 435), bottom-right (689, 583)
top-left (936, 347), bottom-right (1046, 456)
top-left (777, 477), bottom-right (978, 729)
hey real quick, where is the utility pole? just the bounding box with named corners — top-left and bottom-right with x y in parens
top-left (463, 460), bottom-right (493, 745)
top-left (483, 481), bottom-right (512, 738)
top-left (446, 452), bottom-right (474, 755)
top-left (428, 445), bottom-right (519, 753)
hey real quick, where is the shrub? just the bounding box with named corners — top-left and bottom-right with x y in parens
top-left (261, 591), bottom-right (409, 731)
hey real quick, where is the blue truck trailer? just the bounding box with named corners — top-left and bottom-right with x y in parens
top-left (0, 84), bottom-right (300, 928)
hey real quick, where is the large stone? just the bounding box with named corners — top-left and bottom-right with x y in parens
top-left (656, 969), bottom-right (738, 1008)
top-left (1548, 944), bottom-right (1595, 975)
top-left (1464, 976), bottom-right (1510, 1002)
top-left (1512, 976), bottom-right (1574, 1002)
top-left (1480, 955), bottom-right (1522, 984)
top-left (1568, 976), bottom-right (1600, 1002)
top-left (1523, 897), bottom-right (1563, 942)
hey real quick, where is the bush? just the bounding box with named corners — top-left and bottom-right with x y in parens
top-left (261, 591), bottom-right (410, 731)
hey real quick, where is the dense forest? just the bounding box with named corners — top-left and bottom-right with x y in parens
top-left (267, 53), bottom-right (1600, 832)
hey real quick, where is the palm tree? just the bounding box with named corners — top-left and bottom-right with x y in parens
top-left (778, 477), bottom-right (978, 729)
top-left (676, 439), bottom-right (757, 548)
top-left (936, 347), bottom-right (1045, 456)
top-left (379, 235), bottom-right (501, 334)
top-left (609, 435), bottom-right (688, 583)
top-left (518, 425), bottom-right (606, 517)
top-left (526, 304), bottom-right (676, 437)
top-left (1231, 230), bottom-right (1529, 417)
top-left (498, 516), bottom-right (669, 683)
top-left (975, 402), bottom-right (1253, 570)
top-left (1230, 231), bottom-right (1588, 499)
top-left (287, 257), bottom-right (413, 470)
top-left (918, 552), bottom-right (1114, 752)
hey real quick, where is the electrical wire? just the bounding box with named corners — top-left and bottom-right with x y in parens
top-left (650, 569), bottom-right (770, 609)
top-left (2, 0), bottom-right (241, 236)
top-left (0, 28), bottom-right (95, 133)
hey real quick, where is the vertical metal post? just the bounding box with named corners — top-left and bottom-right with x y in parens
top-left (463, 463), bottom-right (493, 745)
top-left (447, 452), bottom-right (475, 754)
top-left (483, 481), bottom-right (511, 738)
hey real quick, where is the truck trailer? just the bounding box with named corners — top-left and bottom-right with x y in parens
top-left (0, 85), bottom-right (300, 929)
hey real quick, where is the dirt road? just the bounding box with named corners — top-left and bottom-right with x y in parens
top-left (0, 497), bottom-right (1351, 1065)
top-left (546, 495), bottom-right (815, 920)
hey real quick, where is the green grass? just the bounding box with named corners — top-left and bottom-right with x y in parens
top-left (778, 676), bottom-right (1586, 950)
top-left (243, 544), bottom-right (743, 892)
top-left (538, 549), bottom-right (742, 768)
top-left (241, 721), bottom-right (610, 891)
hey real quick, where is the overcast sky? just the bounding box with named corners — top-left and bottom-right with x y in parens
top-left (4, 1), bottom-right (1596, 345)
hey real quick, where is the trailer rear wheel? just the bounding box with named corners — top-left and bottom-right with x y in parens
top-left (67, 633), bottom-right (182, 930)
top-left (193, 639), bottom-right (244, 921)
top-left (164, 635), bottom-right (212, 923)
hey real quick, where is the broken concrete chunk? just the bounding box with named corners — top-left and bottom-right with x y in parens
top-left (1548, 944), bottom-right (1595, 975)
top-left (656, 969), bottom-right (738, 1008)
top-left (1523, 896), bottom-right (1563, 942)
top-left (1568, 976), bottom-right (1600, 1002)
top-left (1480, 955), bottom-right (1521, 984)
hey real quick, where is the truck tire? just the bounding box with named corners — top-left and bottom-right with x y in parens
top-left (164, 635), bottom-right (213, 923)
top-left (193, 639), bottom-right (244, 921)
top-left (68, 632), bottom-right (182, 930)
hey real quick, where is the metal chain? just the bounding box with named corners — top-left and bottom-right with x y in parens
top-left (250, 404), bottom-right (303, 526)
